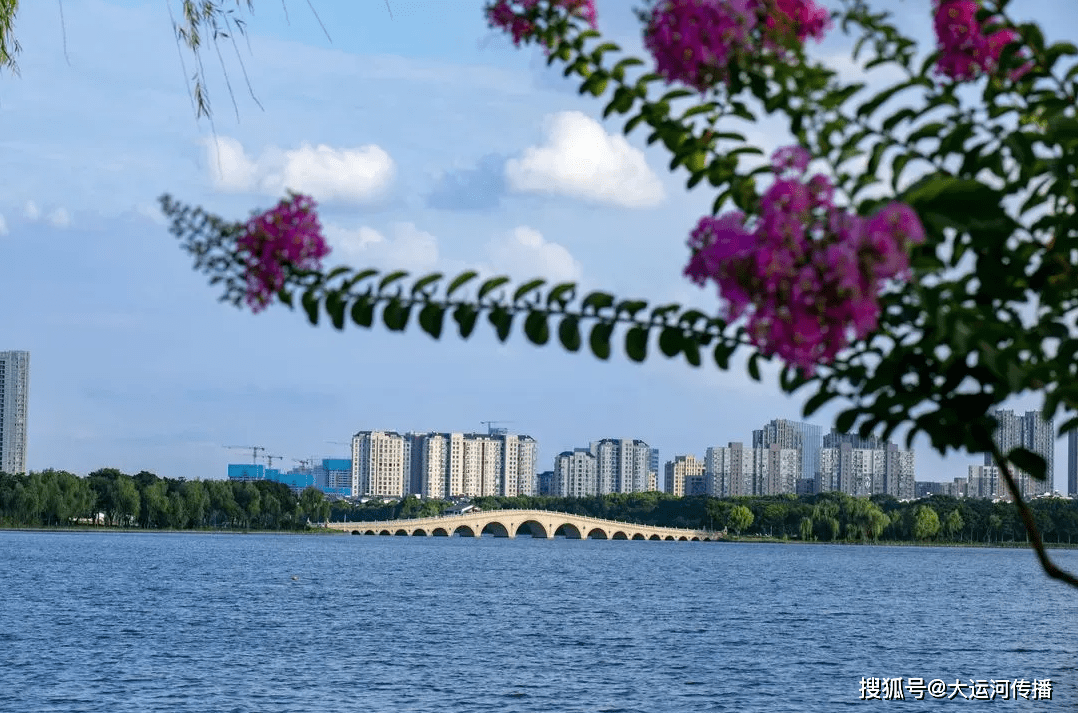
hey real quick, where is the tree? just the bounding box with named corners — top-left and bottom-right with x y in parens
top-left (727, 504), bottom-right (753, 536)
top-left (912, 506), bottom-right (940, 542)
top-left (944, 509), bottom-right (964, 542)
top-left (799, 516), bottom-right (813, 542)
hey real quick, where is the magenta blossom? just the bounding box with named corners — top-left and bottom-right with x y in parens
top-left (684, 146), bottom-right (926, 373)
top-left (236, 194), bottom-right (331, 313)
top-left (644, 0), bottom-right (830, 92)
top-left (932, 0), bottom-right (1028, 81)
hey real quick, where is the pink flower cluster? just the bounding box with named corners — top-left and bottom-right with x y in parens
top-left (485, 0), bottom-right (598, 46)
top-left (644, 0), bottom-right (831, 92)
top-left (684, 146), bottom-right (925, 373)
top-left (932, 0), bottom-right (1029, 81)
top-left (236, 194), bottom-right (331, 313)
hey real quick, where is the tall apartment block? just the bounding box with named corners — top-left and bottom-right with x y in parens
top-left (555, 448), bottom-right (597, 498)
top-left (753, 419), bottom-right (821, 487)
top-left (352, 429), bottom-right (538, 499)
top-left (817, 430), bottom-right (915, 499)
top-left (985, 409), bottom-right (1054, 498)
top-left (704, 442), bottom-right (799, 497)
top-left (665, 455), bottom-right (706, 497)
top-left (0, 351), bottom-right (29, 474)
top-left (1069, 428), bottom-right (1077, 497)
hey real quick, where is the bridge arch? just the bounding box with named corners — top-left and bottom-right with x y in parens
top-left (432, 527), bottom-right (449, 537)
top-left (649, 534), bottom-right (661, 540)
top-left (632, 533), bottom-right (646, 540)
top-left (481, 521), bottom-right (510, 538)
top-left (553, 523), bottom-right (582, 539)
top-left (664, 535), bottom-right (675, 541)
top-left (394, 529), bottom-right (409, 536)
top-left (379, 529), bottom-right (392, 536)
top-left (678, 536), bottom-right (688, 541)
top-left (513, 520), bottom-right (549, 538)
top-left (413, 528), bottom-right (428, 537)
top-left (587, 528), bottom-right (609, 540)
top-left (453, 525), bottom-right (476, 537)
top-left (612, 531), bottom-right (628, 540)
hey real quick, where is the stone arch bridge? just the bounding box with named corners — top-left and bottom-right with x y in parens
top-left (324, 509), bottom-right (718, 541)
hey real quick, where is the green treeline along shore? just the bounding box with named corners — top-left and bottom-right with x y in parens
top-left (3, 468), bottom-right (1078, 546)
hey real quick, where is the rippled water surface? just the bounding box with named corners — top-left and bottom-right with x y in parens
top-left (1, 531), bottom-right (1075, 712)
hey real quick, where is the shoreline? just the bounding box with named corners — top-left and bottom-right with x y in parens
top-left (3, 526), bottom-right (1077, 550)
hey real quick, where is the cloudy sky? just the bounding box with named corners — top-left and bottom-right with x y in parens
top-left (2, 0), bottom-right (1072, 491)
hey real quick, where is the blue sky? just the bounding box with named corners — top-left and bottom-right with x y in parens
top-left (1, 0), bottom-right (1072, 491)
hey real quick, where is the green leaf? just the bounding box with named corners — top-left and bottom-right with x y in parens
top-left (418, 303), bottom-right (445, 339)
top-left (603, 86), bottom-right (635, 118)
top-left (713, 341), bottom-right (733, 370)
top-left (747, 352), bottom-right (761, 381)
top-left (907, 121), bottom-right (946, 143)
top-left (658, 327), bottom-right (683, 357)
top-left (1007, 447), bottom-right (1048, 481)
top-left (835, 408), bottom-right (859, 434)
top-left (446, 271), bottom-right (478, 297)
top-left (523, 311), bottom-right (550, 346)
top-left (625, 325), bottom-right (648, 362)
top-left (547, 282), bottom-right (577, 309)
top-left (681, 339), bottom-right (701, 367)
top-left (488, 306), bottom-right (513, 342)
top-left (410, 273), bottom-right (443, 296)
top-left (341, 269), bottom-right (379, 291)
top-left (278, 288), bottom-right (293, 308)
top-left (513, 278), bottom-right (546, 303)
top-left (325, 292), bottom-right (346, 330)
top-left (802, 389), bottom-right (837, 417)
top-left (351, 296), bottom-right (375, 327)
top-left (453, 304), bottom-right (478, 338)
top-left (589, 322), bottom-right (614, 360)
top-left (383, 299), bottom-right (410, 332)
top-left (302, 290), bottom-right (320, 325)
top-left (378, 270), bottom-right (409, 292)
top-left (582, 291), bottom-right (615, 313)
top-left (478, 276), bottom-right (511, 300)
top-left (559, 315), bottom-right (582, 352)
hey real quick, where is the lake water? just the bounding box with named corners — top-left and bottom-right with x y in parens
top-left (0, 531), bottom-right (1075, 712)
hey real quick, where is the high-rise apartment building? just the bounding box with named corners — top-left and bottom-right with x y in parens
top-left (1069, 428), bottom-right (1077, 497)
top-left (590, 438), bottom-right (653, 494)
top-left (753, 419), bottom-right (821, 487)
top-left (555, 448), bottom-right (597, 498)
top-left (355, 429), bottom-right (538, 499)
top-left (352, 431), bottom-right (409, 497)
top-left (704, 442), bottom-right (798, 497)
top-left (818, 430), bottom-right (915, 499)
top-left (665, 455), bottom-right (705, 497)
top-left (985, 409), bottom-right (1054, 498)
top-left (0, 351), bottom-right (29, 474)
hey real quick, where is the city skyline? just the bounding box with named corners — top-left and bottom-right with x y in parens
top-left (3, 1), bottom-right (1076, 492)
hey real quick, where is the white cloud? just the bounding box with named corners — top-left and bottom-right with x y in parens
top-left (324, 222), bottom-right (440, 274)
top-left (205, 137), bottom-right (395, 204)
top-left (486, 226), bottom-right (582, 283)
top-left (505, 111), bottom-right (665, 208)
top-left (46, 207), bottom-right (71, 228)
top-left (0, 213), bottom-right (7, 236)
top-left (24, 201), bottom-right (40, 220)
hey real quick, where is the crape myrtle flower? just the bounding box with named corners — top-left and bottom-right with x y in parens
top-left (236, 193), bottom-right (331, 313)
top-left (684, 146), bottom-right (925, 373)
top-left (485, 0), bottom-right (598, 47)
top-left (932, 0), bottom-right (1030, 81)
top-left (643, 0), bottom-right (831, 92)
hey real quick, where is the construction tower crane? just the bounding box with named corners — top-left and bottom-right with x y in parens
top-left (225, 445), bottom-right (266, 464)
top-left (294, 457), bottom-right (314, 470)
top-left (264, 454), bottom-right (285, 469)
top-left (480, 420), bottom-right (514, 436)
